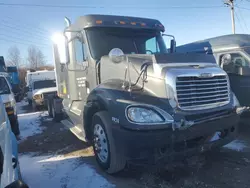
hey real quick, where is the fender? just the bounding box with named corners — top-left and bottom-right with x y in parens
top-left (83, 80), bottom-right (174, 140)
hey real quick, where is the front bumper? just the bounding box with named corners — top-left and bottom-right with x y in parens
top-left (33, 99), bottom-right (45, 106)
top-left (112, 112), bottom-right (239, 164)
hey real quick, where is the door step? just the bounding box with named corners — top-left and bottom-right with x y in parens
top-left (61, 119), bottom-right (86, 142)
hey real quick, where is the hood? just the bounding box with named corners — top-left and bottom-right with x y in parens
top-left (0, 94), bottom-right (14, 103)
top-left (33, 87), bottom-right (57, 96)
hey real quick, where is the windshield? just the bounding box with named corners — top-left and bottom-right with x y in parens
top-left (244, 47), bottom-right (250, 56)
top-left (86, 27), bottom-right (168, 60)
top-left (0, 77), bottom-right (10, 95)
top-left (33, 80), bottom-right (56, 90)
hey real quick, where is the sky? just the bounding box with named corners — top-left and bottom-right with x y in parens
top-left (0, 0), bottom-right (250, 66)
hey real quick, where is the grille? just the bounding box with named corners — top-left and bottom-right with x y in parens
top-left (176, 75), bottom-right (230, 109)
top-left (43, 92), bottom-right (56, 99)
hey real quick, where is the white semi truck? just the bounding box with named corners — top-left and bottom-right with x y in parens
top-left (25, 70), bottom-right (57, 110)
top-left (48, 14), bottom-right (240, 174)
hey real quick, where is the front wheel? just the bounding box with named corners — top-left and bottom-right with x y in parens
top-left (28, 99), bottom-right (32, 106)
top-left (92, 111), bottom-right (126, 174)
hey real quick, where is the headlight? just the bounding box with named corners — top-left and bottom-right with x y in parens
top-left (127, 106), bottom-right (173, 124)
top-left (33, 94), bottom-right (42, 100)
top-left (4, 102), bottom-right (11, 108)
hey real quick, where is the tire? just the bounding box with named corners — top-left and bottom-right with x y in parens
top-left (52, 101), bottom-right (62, 122)
top-left (47, 100), bottom-right (53, 117)
top-left (32, 101), bottom-right (38, 111)
top-left (92, 111), bottom-right (126, 174)
top-left (28, 99), bottom-right (32, 106)
top-left (16, 162), bottom-right (22, 180)
top-left (12, 117), bottom-right (20, 136)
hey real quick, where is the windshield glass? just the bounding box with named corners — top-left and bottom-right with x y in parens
top-left (0, 77), bottom-right (10, 95)
top-left (86, 27), bottom-right (167, 60)
top-left (33, 80), bottom-right (56, 90)
top-left (244, 47), bottom-right (250, 56)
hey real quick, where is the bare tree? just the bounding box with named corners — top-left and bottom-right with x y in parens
top-left (27, 45), bottom-right (46, 70)
top-left (7, 46), bottom-right (21, 67)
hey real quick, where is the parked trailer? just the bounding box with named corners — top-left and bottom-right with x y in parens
top-left (6, 66), bottom-right (22, 102)
top-left (49, 14), bottom-right (240, 174)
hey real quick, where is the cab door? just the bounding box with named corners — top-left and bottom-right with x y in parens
top-left (219, 51), bottom-right (250, 106)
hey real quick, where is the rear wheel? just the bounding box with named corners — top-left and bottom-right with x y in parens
top-left (32, 101), bottom-right (38, 111)
top-left (47, 100), bottom-right (53, 117)
top-left (92, 111), bottom-right (126, 174)
top-left (52, 101), bottom-right (62, 122)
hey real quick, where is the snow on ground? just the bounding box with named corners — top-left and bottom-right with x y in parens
top-left (18, 111), bottom-right (46, 141)
top-left (224, 139), bottom-right (248, 152)
top-left (17, 101), bottom-right (114, 188)
top-left (19, 153), bottom-right (114, 188)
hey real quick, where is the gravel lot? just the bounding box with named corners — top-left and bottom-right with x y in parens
top-left (17, 101), bottom-right (250, 188)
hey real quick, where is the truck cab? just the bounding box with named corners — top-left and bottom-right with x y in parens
top-left (25, 70), bottom-right (57, 109)
top-left (176, 34), bottom-right (250, 117)
top-left (50, 14), bottom-right (240, 174)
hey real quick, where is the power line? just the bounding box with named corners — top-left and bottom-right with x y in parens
top-left (236, 6), bottom-right (250, 10)
top-left (0, 33), bottom-right (49, 47)
top-left (0, 3), bottom-right (224, 9)
top-left (3, 16), bottom-right (50, 34)
top-left (0, 38), bottom-right (49, 49)
top-left (236, 7), bottom-right (249, 31)
top-left (0, 21), bottom-right (50, 41)
top-left (234, 10), bottom-right (246, 32)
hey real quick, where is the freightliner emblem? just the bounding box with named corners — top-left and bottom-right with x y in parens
top-left (199, 73), bottom-right (213, 78)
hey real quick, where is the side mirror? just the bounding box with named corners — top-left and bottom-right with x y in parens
top-left (162, 34), bottom-right (176, 53)
top-left (5, 180), bottom-right (29, 188)
top-left (52, 33), bottom-right (69, 64)
top-left (221, 54), bottom-right (232, 68)
top-left (170, 39), bottom-right (176, 53)
top-left (108, 48), bottom-right (125, 64)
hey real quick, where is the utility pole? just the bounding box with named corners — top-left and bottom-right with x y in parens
top-left (224, 0), bottom-right (235, 34)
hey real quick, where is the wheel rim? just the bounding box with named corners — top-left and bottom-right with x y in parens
top-left (93, 124), bottom-right (109, 163)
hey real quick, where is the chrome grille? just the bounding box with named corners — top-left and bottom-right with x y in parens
top-left (42, 92), bottom-right (56, 99)
top-left (176, 75), bottom-right (230, 109)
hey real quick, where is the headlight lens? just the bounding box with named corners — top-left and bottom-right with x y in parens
top-left (4, 102), bottom-right (11, 108)
top-left (127, 107), bottom-right (170, 124)
top-left (33, 94), bottom-right (42, 100)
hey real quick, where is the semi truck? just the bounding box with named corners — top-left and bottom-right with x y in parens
top-left (48, 14), bottom-right (240, 174)
top-left (25, 70), bottom-right (57, 109)
top-left (176, 34), bottom-right (250, 117)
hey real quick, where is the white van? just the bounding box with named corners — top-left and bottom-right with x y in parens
top-left (0, 75), bottom-right (19, 136)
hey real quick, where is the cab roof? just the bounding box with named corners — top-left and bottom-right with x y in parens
top-left (66, 14), bottom-right (165, 32)
top-left (176, 34), bottom-right (250, 53)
